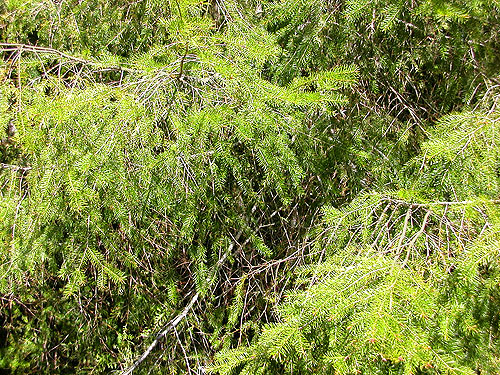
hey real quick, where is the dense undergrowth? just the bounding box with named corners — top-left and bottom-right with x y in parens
top-left (0, 0), bottom-right (499, 373)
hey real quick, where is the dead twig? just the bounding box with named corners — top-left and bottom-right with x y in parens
top-left (121, 292), bottom-right (199, 375)
top-left (0, 43), bottom-right (141, 73)
top-left (0, 163), bottom-right (31, 172)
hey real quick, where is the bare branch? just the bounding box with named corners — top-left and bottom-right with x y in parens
top-left (121, 292), bottom-right (199, 375)
top-left (0, 43), bottom-right (141, 73)
top-left (1, 163), bottom-right (31, 172)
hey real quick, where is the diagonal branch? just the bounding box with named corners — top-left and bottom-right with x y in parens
top-left (120, 230), bottom-right (243, 374)
top-left (121, 292), bottom-right (199, 375)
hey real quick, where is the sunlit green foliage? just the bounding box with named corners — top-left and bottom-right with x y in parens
top-left (209, 95), bottom-right (500, 374)
top-left (0, 0), bottom-right (499, 374)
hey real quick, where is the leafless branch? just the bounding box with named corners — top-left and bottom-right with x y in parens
top-left (0, 163), bottom-right (31, 172)
top-left (121, 292), bottom-right (199, 375)
top-left (0, 43), bottom-right (141, 73)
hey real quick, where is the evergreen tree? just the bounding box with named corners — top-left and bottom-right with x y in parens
top-left (0, 0), bottom-right (499, 374)
top-left (208, 89), bottom-right (500, 375)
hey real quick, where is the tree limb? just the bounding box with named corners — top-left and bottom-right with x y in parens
top-left (121, 292), bottom-right (199, 375)
top-left (120, 230), bottom-right (243, 374)
top-left (0, 163), bottom-right (31, 172)
top-left (0, 43), bottom-right (141, 73)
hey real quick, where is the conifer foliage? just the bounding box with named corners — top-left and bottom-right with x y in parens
top-left (0, 0), bottom-right (499, 374)
top-left (209, 95), bottom-right (500, 374)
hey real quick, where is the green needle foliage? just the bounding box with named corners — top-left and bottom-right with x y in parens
top-left (0, 0), bottom-right (499, 374)
top-left (0, 0), bottom-right (358, 372)
top-left (208, 94), bottom-right (500, 374)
